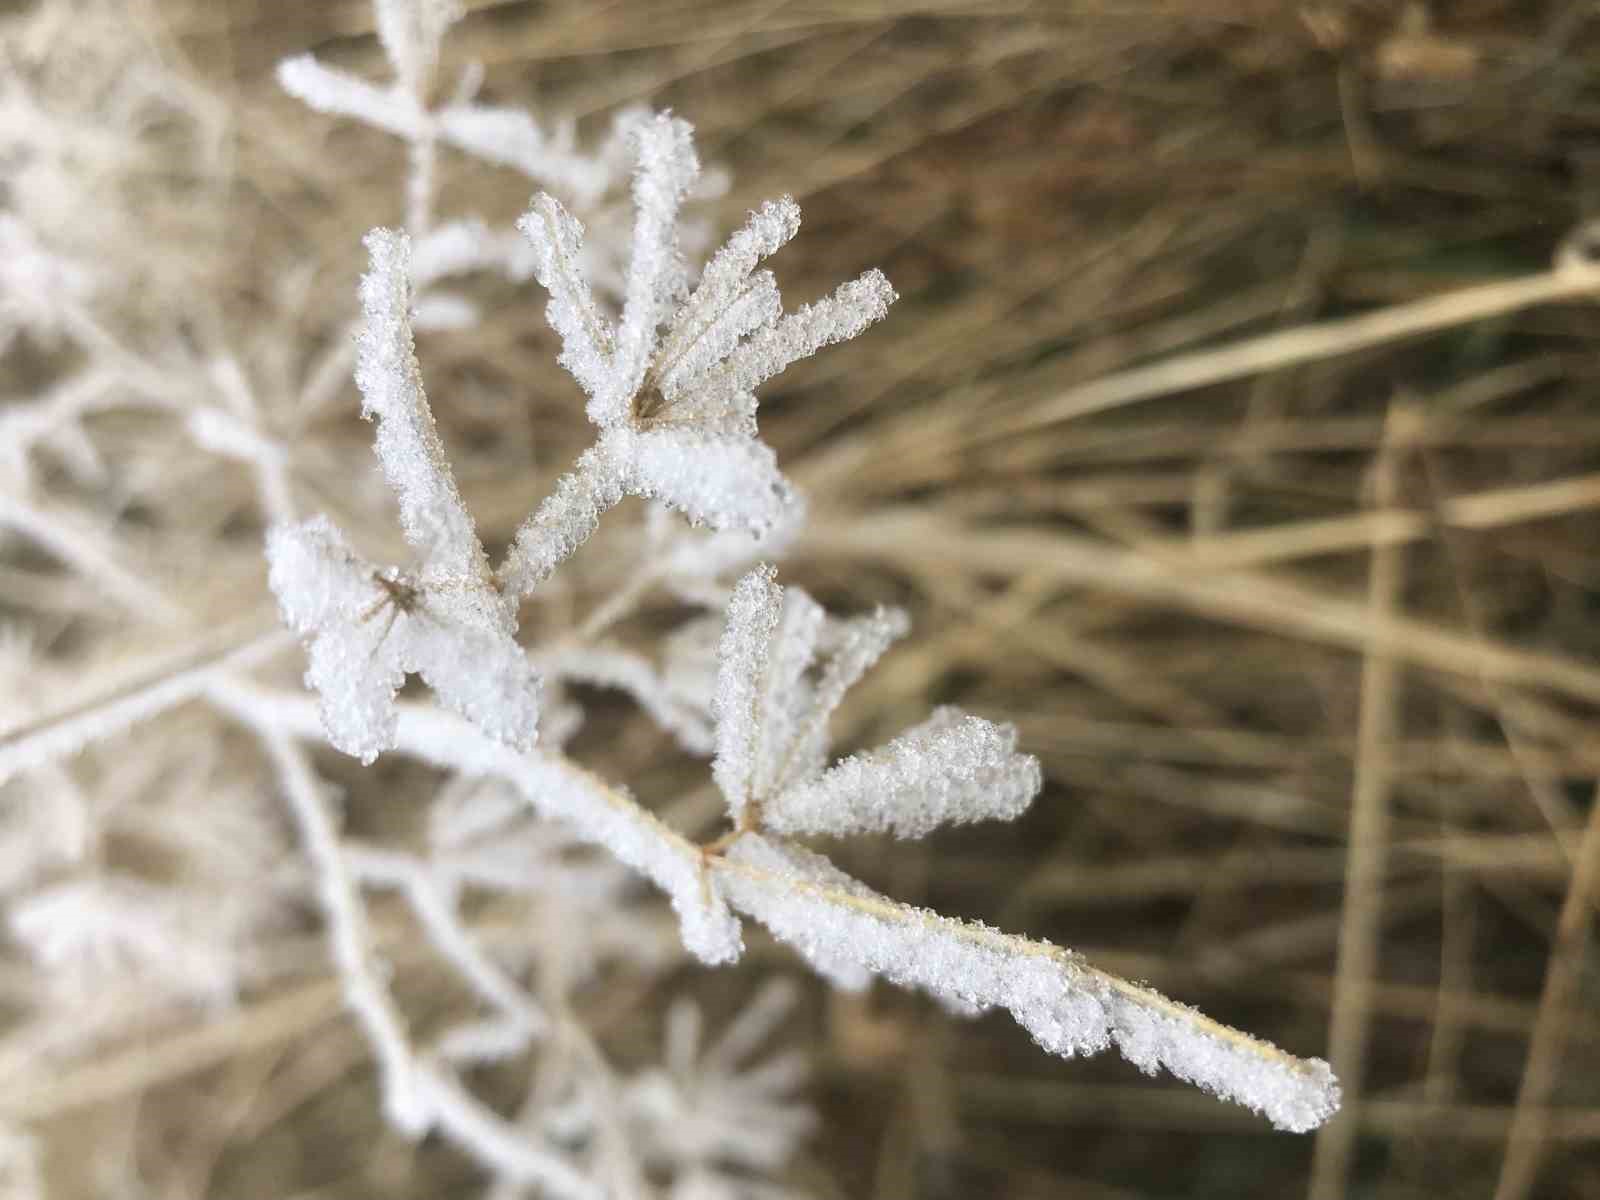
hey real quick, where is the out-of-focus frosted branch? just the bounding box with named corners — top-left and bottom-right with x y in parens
top-left (0, 493), bottom-right (185, 623)
top-left (0, 621), bottom-right (290, 787)
top-left (231, 716), bottom-right (599, 1200)
top-left (761, 706), bottom-right (1042, 839)
top-left (343, 843), bottom-right (548, 1059)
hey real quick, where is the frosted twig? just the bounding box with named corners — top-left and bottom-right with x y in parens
top-left (537, 641), bottom-right (714, 755)
top-left (344, 843), bottom-right (549, 1058)
top-left (278, 45), bottom-right (613, 203)
top-left (208, 681), bottom-right (741, 966)
top-left (721, 835), bottom-right (1339, 1134)
top-left (252, 724), bottom-right (425, 1133)
top-left (277, 55), bottom-right (422, 140)
top-left (209, 681), bottom-right (1339, 1131)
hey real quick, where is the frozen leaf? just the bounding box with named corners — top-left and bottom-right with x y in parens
top-left (763, 706), bottom-right (1042, 840)
top-left (517, 195), bottom-right (614, 400)
top-left (267, 517), bottom-right (539, 763)
top-left (265, 231), bottom-right (540, 761)
top-left (704, 570), bottom-right (944, 832)
top-left (712, 564), bottom-right (782, 824)
top-left (357, 228), bottom-right (491, 586)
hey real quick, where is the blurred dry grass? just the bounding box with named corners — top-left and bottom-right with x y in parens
top-left (36, 0), bottom-right (1600, 1196)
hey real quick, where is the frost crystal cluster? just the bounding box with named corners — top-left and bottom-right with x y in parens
top-left (0, 1), bottom-right (1339, 1196)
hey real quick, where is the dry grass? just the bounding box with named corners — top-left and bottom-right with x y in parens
top-left (9, 0), bottom-right (1600, 1196)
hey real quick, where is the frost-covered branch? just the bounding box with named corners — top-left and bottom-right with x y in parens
top-left (209, 677), bottom-right (1339, 1132)
top-left (719, 836), bottom-right (1339, 1134)
top-left (498, 119), bottom-right (894, 599)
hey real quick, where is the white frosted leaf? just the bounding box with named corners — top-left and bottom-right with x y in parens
top-left (268, 518), bottom-right (537, 761)
top-left (699, 269), bottom-right (896, 411)
top-left (750, 587), bottom-right (825, 802)
top-left (406, 594), bottom-right (541, 753)
top-left (276, 55), bottom-right (421, 138)
top-left (357, 228), bottom-right (488, 583)
top-left (763, 707), bottom-right (1042, 839)
top-left (266, 516), bottom-right (376, 635)
top-left (712, 565), bottom-right (782, 824)
top-left (496, 116), bottom-right (896, 577)
top-left (619, 114), bottom-right (698, 340)
top-left (303, 597), bottom-right (409, 764)
top-left (719, 836), bottom-right (1339, 1132)
top-left (654, 269), bottom-right (782, 410)
top-left (653, 196), bottom-right (798, 410)
top-left (781, 605), bottom-right (909, 790)
top-left (498, 440), bottom-right (629, 598)
top-left (688, 196), bottom-right (801, 320)
top-left (600, 113), bottom-right (699, 430)
top-left (622, 428), bottom-right (795, 536)
top-left (517, 195), bottom-right (614, 402)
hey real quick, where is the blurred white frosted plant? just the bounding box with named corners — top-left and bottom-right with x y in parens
top-left (624, 979), bottom-right (816, 1187)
